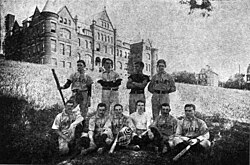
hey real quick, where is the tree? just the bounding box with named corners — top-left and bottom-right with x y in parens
top-left (172, 71), bottom-right (197, 84)
top-left (224, 73), bottom-right (246, 90)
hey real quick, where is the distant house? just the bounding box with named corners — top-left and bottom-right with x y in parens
top-left (246, 64), bottom-right (250, 90)
top-left (198, 65), bottom-right (219, 87)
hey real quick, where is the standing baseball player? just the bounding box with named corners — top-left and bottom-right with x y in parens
top-left (97, 58), bottom-right (122, 114)
top-left (126, 61), bottom-right (150, 114)
top-left (60, 60), bottom-right (93, 118)
top-left (171, 104), bottom-right (211, 156)
top-left (148, 59), bottom-right (176, 120)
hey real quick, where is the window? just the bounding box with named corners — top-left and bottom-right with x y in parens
top-left (95, 57), bottom-right (101, 66)
top-left (98, 32), bottom-right (100, 40)
top-left (60, 61), bottom-right (65, 68)
top-left (51, 39), bottom-right (56, 52)
top-left (108, 36), bottom-right (110, 42)
top-left (104, 45), bottom-right (107, 53)
top-left (42, 40), bottom-right (45, 52)
top-left (60, 17), bottom-right (63, 23)
top-left (110, 47), bottom-right (113, 55)
top-left (60, 43), bottom-right (65, 55)
top-left (125, 52), bottom-right (127, 58)
top-left (42, 23), bottom-right (45, 33)
top-left (101, 34), bottom-right (103, 41)
top-left (90, 41), bottom-right (92, 49)
top-left (37, 44), bottom-right (40, 52)
top-left (51, 22), bottom-right (56, 32)
top-left (96, 43), bottom-right (100, 51)
top-left (107, 23), bottom-right (109, 29)
top-left (32, 45), bottom-right (36, 53)
top-left (147, 53), bottom-right (151, 60)
top-left (117, 49), bottom-right (119, 56)
top-left (149, 64), bottom-right (151, 71)
top-left (66, 45), bottom-right (71, 56)
top-left (85, 40), bottom-right (88, 49)
top-left (51, 58), bottom-right (57, 66)
top-left (146, 64), bottom-right (148, 71)
top-left (104, 35), bottom-right (107, 42)
top-left (64, 18), bottom-right (67, 24)
top-left (125, 63), bottom-right (128, 70)
top-left (68, 20), bottom-right (71, 26)
top-left (60, 29), bottom-right (71, 39)
top-left (78, 38), bottom-right (81, 46)
top-left (120, 50), bottom-right (122, 57)
top-left (67, 62), bottom-right (72, 68)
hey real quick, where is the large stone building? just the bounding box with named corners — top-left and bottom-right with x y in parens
top-left (3, 0), bottom-right (158, 77)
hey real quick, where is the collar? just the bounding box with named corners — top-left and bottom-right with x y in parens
top-left (157, 70), bottom-right (166, 75)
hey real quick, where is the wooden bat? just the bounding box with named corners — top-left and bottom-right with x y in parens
top-left (173, 144), bottom-right (191, 161)
top-left (51, 69), bottom-right (66, 105)
top-left (109, 132), bottom-right (119, 154)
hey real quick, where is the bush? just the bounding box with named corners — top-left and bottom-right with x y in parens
top-left (172, 71), bottom-right (197, 84)
top-left (0, 95), bottom-right (62, 164)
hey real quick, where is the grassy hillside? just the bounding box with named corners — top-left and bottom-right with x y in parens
top-left (1, 60), bottom-right (250, 123)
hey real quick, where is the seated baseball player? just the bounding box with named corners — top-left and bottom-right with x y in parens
top-left (80, 103), bottom-right (113, 155)
top-left (148, 103), bottom-right (178, 153)
top-left (52, 100), bottom-right (84, 155)
top-left (129, 100), bottom-right (152, 150)
top-left (105, 104), bottom-right (139, 152)
top-left (171, 104), bottom-right (211, 155)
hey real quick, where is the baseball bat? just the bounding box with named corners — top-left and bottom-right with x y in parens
top-left (109, 133), bottom-right (119, 154)
top-left (173, 144), bottom-right (191, 161)
top-left (52, 69), bottom-right (66, 106)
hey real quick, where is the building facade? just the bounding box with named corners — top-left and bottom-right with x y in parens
top-left (128, 39), bottom-right (158, 76)
top-left (4, 0), bottom-right (157, 77)
top-left (197, 66), bottom-right (219, 87)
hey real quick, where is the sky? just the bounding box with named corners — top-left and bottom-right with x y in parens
top-left (2, 0), bottom-right (250, 81)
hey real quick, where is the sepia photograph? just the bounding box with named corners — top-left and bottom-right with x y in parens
top-left (0, 0), bottom-right (249, 164)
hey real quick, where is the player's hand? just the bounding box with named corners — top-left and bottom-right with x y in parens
top-left (89, 141), bottom-right (97, 149)
top-left (105, 138), bottom-right (113, 145)
top-left (188, 138), bottom-right (199, 145)
top-left (148, 129), bottom-right (154, 140)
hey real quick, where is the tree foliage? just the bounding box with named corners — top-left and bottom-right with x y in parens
top-left (224, 73), bottom-right (246, 90)
top-left (172, 71), bottom-right (197, 84)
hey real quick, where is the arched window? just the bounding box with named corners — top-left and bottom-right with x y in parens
top-left (64, 18), bottom-right (67, 24)
top-left (85, 40), bottom-right (88, 49)
top-left (95, 57), bottom-right (101, 66)
top-left (96, 43), bottom-right (100, 51)
top-left (98, 32), bottom-right (100, 40)
top-left (147, 53), bottom-right (151, 60)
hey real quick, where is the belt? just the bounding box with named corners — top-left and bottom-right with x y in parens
top-left (102, 87), bottom-right (118, 91)
top-left (130, 90), bottom-right (144, 94)
top-left (154, 90), bottom-right (168, 94)
top-left (72, 89), bottom-right (88, 93)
